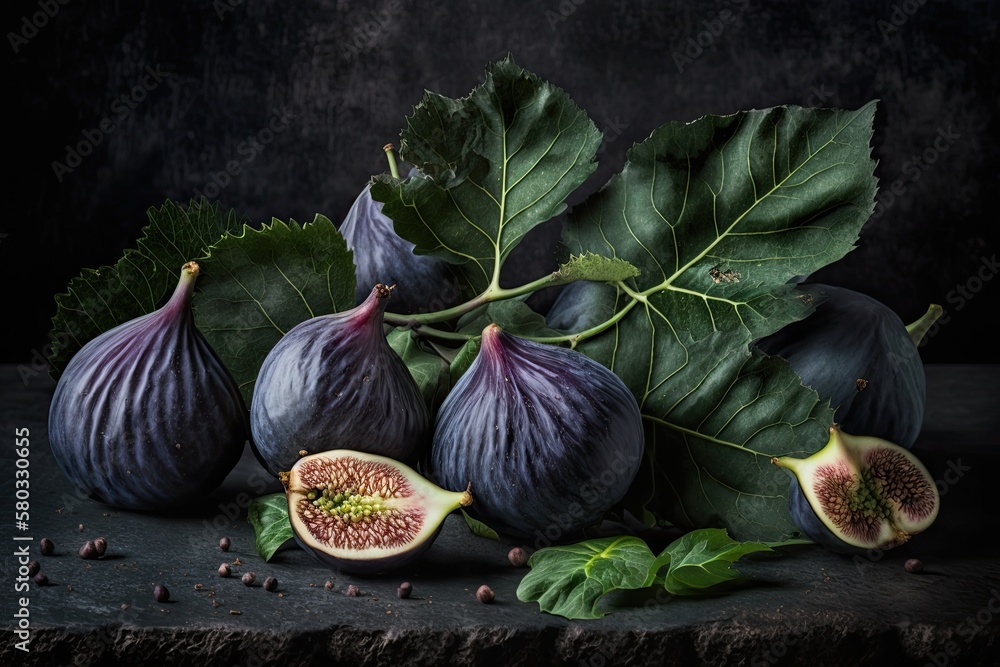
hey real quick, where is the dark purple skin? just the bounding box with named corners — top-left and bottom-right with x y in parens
top-left (757, 284), bottom-right (927, 551)
top-left (430, 324), bottom-right (645, 540)
top-left (756, 283), bottom-right (926, 449)
top-left (545, 280), bottom-right (619, 333)
top-left (47, 262), bottom-right (249, 511)
top-left (340, 174), bottom-right (462, 315)
top-left (290, 524), bottom-right (445, 577)
top-left (250, 284), bottom-right (430, 476)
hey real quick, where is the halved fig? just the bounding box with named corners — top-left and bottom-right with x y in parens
top-left (280, 450), bottom-right (472, 575)
top-left (772, 426), bottom-right (940, 553)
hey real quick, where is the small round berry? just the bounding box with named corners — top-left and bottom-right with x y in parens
top-left (153, 584), bottom-right (170, 602)
top-left (476, 585), bottom-right (495, 604)
top-left (40, 538), bottom-right (55, 556)
top-left (93, 537), bottom-right (108, 557)
top-left (507, 547), bottom-right (529, 568)
top-left (79, 541), bottom-right (98, 560)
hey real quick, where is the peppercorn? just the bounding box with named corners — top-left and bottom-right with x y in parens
top-left (476, 585), bottom-right (495, 604)
top-left (507, 547), bottom-right (529, 568)
top-left (93, 537), bottom-right (108, 557)
top-left (153, 584), bottom-right (170, 602)
top-left (79, 540), bottom-right (98, 560)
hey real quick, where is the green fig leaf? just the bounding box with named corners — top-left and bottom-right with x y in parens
top-left (461, 509), bottom-right (500, 541)
top-left (561, 103), bottom-right (876, 541)
top-left (47, 198), bottom-right (247, 377)
top-left (388, 328), bottom-right (451, 414)
top-left (370, 54), bottom-right (603, 294)
top-left (457, 299), bottom-right (561, 338)
top-left (194, 214), bottom-right (356, 404)
top-left (654, 528), bottom-right (772, 595)
top-left (515, 536), bottom-right (657, 620)
top-left (247, 493), bottom-right (295, 562)
top-left (448, 338), bottom-right (481, 385)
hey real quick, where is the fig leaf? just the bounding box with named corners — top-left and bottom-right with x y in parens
top-left (387, 328), bottom-right (451, 414)
top-left (653, 528), bottom-right (772, 596)
top-left (448, 338), bottom-right (480, 385)
top-left (560, 103), bottom-right (877, 541)
top-left (48, 198), bottom-right (246, 377)
top-left (516, 536), bottom-right (656, 620)
top-left (517, 529), bottom-right (779, 619)
top-left (194, 214), bottom-right (356, 404)
top-left (247, 492), bottom-right (295, 562)
top-left (370, 54), bottom-right (603, 294)
top-left (457, 299), bottom-right (559, 338)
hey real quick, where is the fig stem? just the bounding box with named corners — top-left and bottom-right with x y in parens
top-left (384, 270), bottom-right (643, 350)
top-left (383, 143), bottom-right (400, 180)
top-left (385, 271), bottom-right (583, 328)
top-left (527, 287), bottom-right (642, 349)
top-left (407, 324), bottom-right (476, 343)
top-left (385, 293), bottom-right (490, 327)
top-left (905, 303), bottom-right (944, 347)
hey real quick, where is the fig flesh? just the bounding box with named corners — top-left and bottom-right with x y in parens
top-left (339, 175), bottom-right (461, 314)
top-left (47, 262), bottom-right (248, 511)
top-left (772, 426), bottom-right (939, 553)
top-left (429, 323), bottom-right (645, 540)
top-left (250, 284), bottom-right (430, 476)
top-left (280, 450), bottom-right (472, 575)
top-left (756, 283), bottom-right (942, 448)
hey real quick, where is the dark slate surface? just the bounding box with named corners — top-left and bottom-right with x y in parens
top-left (2, 364), bottom-right (999, 666)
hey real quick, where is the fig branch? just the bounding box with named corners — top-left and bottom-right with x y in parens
top-left (383, 272), bottom-right (567, 328)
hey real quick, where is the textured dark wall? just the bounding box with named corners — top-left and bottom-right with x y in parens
top-left (6, 0), bottom-right (999, 366)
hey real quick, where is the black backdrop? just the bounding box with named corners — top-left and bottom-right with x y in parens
top-left (6, 0), bottom-right (999, 367)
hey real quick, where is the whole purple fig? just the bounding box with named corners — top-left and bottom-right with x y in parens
top-left (339, 175), bottom-right (462, 315)
top-left (47, 262), bottom-right (249, 511)
top-left (250, 284), bottom-right (430, 475)
top-left (430, 324), bottom-right (645, 540)
top-left (756, 283), bottom-right (940, 448)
